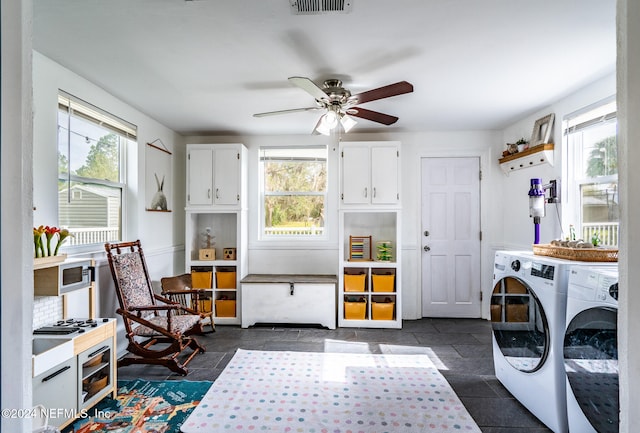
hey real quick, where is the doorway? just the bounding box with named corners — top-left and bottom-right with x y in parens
top-left (421, 157), bottom-right (481, 317)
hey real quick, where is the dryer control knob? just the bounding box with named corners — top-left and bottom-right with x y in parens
top-left (609, 283), bottom-right (619, 301)
top-left (511, 260), bottom-right (521, 272)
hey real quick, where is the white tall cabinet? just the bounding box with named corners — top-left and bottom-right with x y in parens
top-left (338, 141), bottom-right (402, 328)
top-left (185, 143), bottom-right (248, 325)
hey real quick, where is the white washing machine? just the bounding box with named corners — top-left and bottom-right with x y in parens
top-left (490, 251), bottom-right (613, 433)
top-left (564, 265), bottom-right (619, 433)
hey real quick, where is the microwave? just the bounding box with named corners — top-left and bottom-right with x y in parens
top-left (34, 258), bottom-right (94, 296)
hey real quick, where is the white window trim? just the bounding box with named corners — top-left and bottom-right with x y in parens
top-left (258, 145), bottom-right (330, 243)
top-left (57, 92), bottom-right (133, 254)
top-left (563, 96), bottom-right (617, 243)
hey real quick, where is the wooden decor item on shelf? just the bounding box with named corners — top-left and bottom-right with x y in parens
top-left (376, 241), bottom-right (393, 261)
top-left (349, 235), bottom-right (372, 261)
top-left (223, 247), bottom-right (236, 260)
top-left (198, 249), bottom-right (215, 260)
top-left (199, 227), bottom-right (215, 260)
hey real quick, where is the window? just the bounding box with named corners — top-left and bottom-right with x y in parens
top-left (260, 146), bottom-right (327, 238)
top-left (57, 92), bottom-right (136, 248)
top-left (564, 98), bottom-right (618, 246)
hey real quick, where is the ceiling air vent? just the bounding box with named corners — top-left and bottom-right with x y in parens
top-left (290, 0), bottom-right (352, 15)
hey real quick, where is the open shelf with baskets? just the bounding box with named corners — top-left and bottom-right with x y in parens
top-left (185, 210), bottom-right (247, 325)
top-left (338, 210), bottom-right (401, 328)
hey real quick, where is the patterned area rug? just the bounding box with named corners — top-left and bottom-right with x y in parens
top-left (182, 349), bottom-right (481, 432)
top-left (63, 379), bottom-right (212, 433)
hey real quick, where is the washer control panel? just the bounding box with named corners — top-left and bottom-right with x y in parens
top-left (531, 262), bottom-right (555, 280)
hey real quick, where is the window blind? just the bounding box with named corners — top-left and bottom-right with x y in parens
top-left (58, 91), bottom-right (137, 139)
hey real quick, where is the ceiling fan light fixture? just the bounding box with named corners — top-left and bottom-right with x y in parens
top-left (340, 114), bottom-right (357, 132)
top-left (315, 114), bottom-right (334, 136)
top-left (323, 110), bottom-right (339, 128)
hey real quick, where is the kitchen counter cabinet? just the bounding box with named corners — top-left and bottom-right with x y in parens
top-left (32, 319), bottom-right (117, 430)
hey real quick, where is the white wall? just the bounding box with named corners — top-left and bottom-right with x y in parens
top-left (498, 73), bottom-right (616, 249)
top-left (32, 52), bottom-right (186, 262)
top-left (184, 129), bottom-right (503, 320)
top-left (1, 0), bottom-right (34, 431)
top-left (617, 0), bottom-right (639, 429)
top-left (31, 53), bottom-right (187, 353)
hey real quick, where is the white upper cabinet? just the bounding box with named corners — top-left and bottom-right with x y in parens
top-left (213, 147), bottom-right (242, 206)
top-left (340, 141), bottom-right (400, 207)
top-left (186, 144), bottom-right (247, 209)
top-left (187, 147), bottom-right (214, 206)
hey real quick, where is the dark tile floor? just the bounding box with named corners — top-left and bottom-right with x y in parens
top-left (118, 318), bottom-right (552, 432)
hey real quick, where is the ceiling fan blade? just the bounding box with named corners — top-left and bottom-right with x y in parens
top-left (349, 81), bottom-right (413, 105)
top-left (288, 76), bottom-right (329, 102)
top-left (253, 106), bottom-right (321, 117)
top-left (347, 107), bottom-right (399, 125)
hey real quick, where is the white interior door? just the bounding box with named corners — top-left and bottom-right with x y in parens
top-left (421, 157), bottom-right (481, 317)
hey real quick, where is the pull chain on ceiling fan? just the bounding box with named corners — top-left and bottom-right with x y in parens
top-left (253, 77), bottom-right (414, 135)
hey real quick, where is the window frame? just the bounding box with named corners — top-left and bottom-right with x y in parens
top-left (57, 91), bottom-right (134, 252)
top-left (258, 145), bottom-right (329, 241)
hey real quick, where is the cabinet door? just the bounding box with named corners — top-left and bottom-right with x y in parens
top-left (213, 147), bottom-right (240, 205)
top-left (371, 145), bottom-right (399, 204)
top-left (33, 358), bottom-right (77, 428)
top-left (341, 145), bottom-right (370, 204)
top-left (188, 148), bottom-right (214, 206)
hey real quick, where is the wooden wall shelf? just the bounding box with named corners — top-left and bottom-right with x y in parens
top-left (499, 143), bottom-right (554, 174)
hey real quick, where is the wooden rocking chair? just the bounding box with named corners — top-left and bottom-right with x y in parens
top-left (160, 272), bottom-right (215, 333)
top-left (105, 240), bottom-right (206, 375)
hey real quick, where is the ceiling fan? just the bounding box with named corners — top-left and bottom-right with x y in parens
top-left (253, 77), bottom-right (414, 135)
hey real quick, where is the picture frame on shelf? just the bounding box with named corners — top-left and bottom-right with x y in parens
top-left (529, 113), bottom-right (555, 147)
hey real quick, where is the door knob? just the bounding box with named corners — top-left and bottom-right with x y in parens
top-left (423, 245), bottom-right (431, 252)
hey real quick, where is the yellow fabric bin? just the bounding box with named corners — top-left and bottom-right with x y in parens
top-left (215, 299), bottom-right (236, 317)
top-left (191, 270), bottom-right (213, 288)
top-left (344, 300), bottom-right (367, 320)
top-left (216, 270), bottom-right (236, 289)
top-left (344, 273), bottom-right (366, 292)
top-left (372, 274), bottom-right (395, 292)
top-left (199, 299), bottom-right (212, 313)
top-left (371, 301), bottom-right (395, 320)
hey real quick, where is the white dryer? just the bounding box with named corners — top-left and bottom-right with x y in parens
top-left (564, 265), bottom-right (619, 433)
top-left (490, 251), bottom-right (614, 433)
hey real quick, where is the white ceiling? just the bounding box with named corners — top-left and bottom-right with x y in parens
top-left (33, 0), bottom-right (616, 136)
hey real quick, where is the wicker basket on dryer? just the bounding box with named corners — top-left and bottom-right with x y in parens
top-left (532, 244), bottom-right (618, 262)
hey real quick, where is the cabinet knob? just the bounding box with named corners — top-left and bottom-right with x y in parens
top-left (424, 230), bottom-right (430, 237)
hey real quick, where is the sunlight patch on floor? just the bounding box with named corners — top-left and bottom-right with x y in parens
top-left (380, 343), bottom-right (449, 370)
